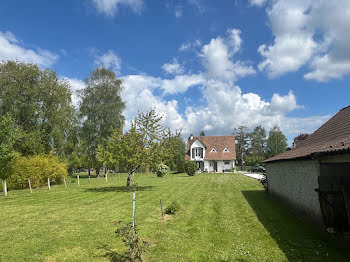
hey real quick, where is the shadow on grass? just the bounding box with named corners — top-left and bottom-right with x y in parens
top-left (84, 185), bottom-right (154, 193)
top-left (242, 190), bottom-right (350, 262)
top-left (97, 244), bottom-right (129, 262)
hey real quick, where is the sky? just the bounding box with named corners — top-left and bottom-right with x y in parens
top-left (0, 0), bottom-right (350, 144)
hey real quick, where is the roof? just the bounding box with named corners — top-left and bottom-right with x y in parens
top-left (264, 105), bottom-right (350, 163)
top-left (185, 135), bottom-right (236, 161)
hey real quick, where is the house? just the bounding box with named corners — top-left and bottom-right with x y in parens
top-left (264, 105), bottom-right (350, 233)
top-left (185, 135), bottom-right (236, 172)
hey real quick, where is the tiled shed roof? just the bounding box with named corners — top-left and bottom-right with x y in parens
top-left (185, 136), bottom-right (236, 161)
top-left (264, 105), bottom-right (350, 163)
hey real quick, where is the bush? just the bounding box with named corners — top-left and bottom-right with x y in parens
top-left (165, 200), bottom-right (181, 215)
top-left (8, 155), bottom-right (68, 189)
top-left (156, 163), bottom-right (169, 177)
top-left (184, 160), bottom-right (197, 176)
top-left (176, 160), bottom-right (185, 173)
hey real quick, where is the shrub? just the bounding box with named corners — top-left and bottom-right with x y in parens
top-left (165, 200), bottom-right (181, 215)
top-left (8, 155), bottom-right (68, 189)
top-left (176, 160), bottom-right (185, 173)
top-left (184, 160), bottom-right (197, 176)
top-left (156, 163), bottom-right (169, 177)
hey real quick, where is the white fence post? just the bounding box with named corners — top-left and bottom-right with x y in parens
top-left (48, 178), bottom-right (51, 190)
top-left (28, 179), bottom-right (32, 193)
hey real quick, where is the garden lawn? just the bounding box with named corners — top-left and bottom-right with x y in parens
top-left (0, 173), bottom-right (349, 262)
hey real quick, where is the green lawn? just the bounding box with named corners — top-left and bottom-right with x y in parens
top-left (0, 173), bottom-right (349, 262)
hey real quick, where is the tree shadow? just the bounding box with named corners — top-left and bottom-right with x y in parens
top-left (97, 244), bottom-right (130, 262)
top-left (241, 190), bottom-right (350, 262)
top-left (84, 185), bottom-right (154, 193)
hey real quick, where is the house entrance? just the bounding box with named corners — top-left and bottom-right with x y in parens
top-left (214, 161), bottom-right (217, 172)
top-left (318, 162), bottom-right (350, 233)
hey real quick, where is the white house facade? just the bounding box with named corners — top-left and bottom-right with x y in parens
top-left (185, 135), bottom-right (236, 173)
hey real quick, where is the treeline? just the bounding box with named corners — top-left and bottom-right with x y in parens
top-left (0, 61), bottom-right (186, 193)
top-left (234, 125), bottom-right (288, 168)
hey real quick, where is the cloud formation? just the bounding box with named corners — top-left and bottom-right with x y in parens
top-left (0, 31), bottom-right (58, 67)
top-left (94, 50), bottom-right (122, 74)
top-left (92, 0), bottom-right (143, 17)
top-left (257, 0), bottom-right (350, 82)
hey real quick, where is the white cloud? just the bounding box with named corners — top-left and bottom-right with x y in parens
top-left (161, 58), bottom-right (184, 75)
top-left (249, 0), bottom-right (267, 6)
top-left (200, 29), bottom-right (255, 82)
top-left (71, 28), bottom-right (328, 143)
top-left (94, 50), bottom-right (122, 73)
top-left (64, 78), bottom-right (86, 107)
top-left (174, 6), bottom-right (183, 18)
top-left (179, 40), bottom-right (201, 52)
top-left (257, 0), bottom-right (350, 81)
top-left (92, 0), bottom-right (143, 17)
top-left (0, 31), bottom-right (58, 67)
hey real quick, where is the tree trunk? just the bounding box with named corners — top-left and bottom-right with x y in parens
top-left (2, 180), bottom-right (8, 197)
top-left (96, 168), bottom-right (100, 179)
top-left (126, 172), bottom-right (134, 191)
top-left (88, 168), bottom-right (91, 178)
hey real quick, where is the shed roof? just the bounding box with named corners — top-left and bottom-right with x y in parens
top-left (264, 105), bottom-right (350, 163)
top-left (185, 135), bottom-right (236, 161)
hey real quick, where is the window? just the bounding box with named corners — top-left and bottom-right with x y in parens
top-left (192, 147), bottom-right (203, 158)
top-left (224, 161), bottom-right (230, 165)
top-left (223, 148), bottom-right (229, 152)
top-left (210, 148), bottom-right (217, 152)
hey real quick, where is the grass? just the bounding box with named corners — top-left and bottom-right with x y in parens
top-left (0, 172), bottom-right (349, 262)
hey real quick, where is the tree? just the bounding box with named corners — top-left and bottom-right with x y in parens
top-left (0, 115), bottom-right (20, 196)
top-left (199, 130), bottom-right (205, 136)
top-left (101, 110), bottom-right (173, 190)
top-left (250, 125), bottom-right (267, 158)
top-left (163, 133), bottom-right (186, 172)
top-left (267, 126), bottom-right (288, 158)
top-left (79, 67), bottom-right (125, 177)
top-left (234, 126), bottom-right (249, 169)
top-left (0, 61), bottom-right (75, 157)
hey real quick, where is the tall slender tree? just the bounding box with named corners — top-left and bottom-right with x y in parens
top-left (234, 126), bottom-right (249, 169)
top-left (199, 130), bottom-right (205, 136)
top-left (250, 125), bottom-right (267, 157)
top-left (79, 67), bottom-right (125, 177)
top-left (267, 126), bottom-right (288, 158)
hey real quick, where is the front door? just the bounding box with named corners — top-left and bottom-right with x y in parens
top-left (214, 161), bottom-right (217, 172)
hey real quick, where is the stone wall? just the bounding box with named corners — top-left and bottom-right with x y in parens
top-left (265, 160), bottom-right (322, 223)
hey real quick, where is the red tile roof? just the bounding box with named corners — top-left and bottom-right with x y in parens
top-left (185, 135), bottom-right (236, 161)
top-left (264, 105), bottom-right (350, 163)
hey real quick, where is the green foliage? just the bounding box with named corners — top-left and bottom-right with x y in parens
top-left (176, 160), bottom-right (185, 173)
top-left (165, 200), bottom-right (181, 215)
top-left (184, 160), bottom-right (197, 176)
top-left (245, 154), bottom-right (265, 167)
top-left (163, 134), bottom-right (186, 171)
top-left (79, 67), bottom-right (125, 170)
top-left (104, 109), bottom-right (177, 189)
top-left (9, 155), bottom-right (68, 189)
top-left (267, 125), bottom-right (288, 158)
top-left (199, 130), bottom-right (205, 136)
top-left (250, 125), bottom-right (267, 157)
top-left (113, 222), bottom-right (149, 262)
top-left (0, 115), bottom-right (20, 180)
top-left (0, 61), bottom-right (76, 157)
top-left (156, 163), bottom-right (169, 177)
top-left (233, 126), bottom-right (249, 168)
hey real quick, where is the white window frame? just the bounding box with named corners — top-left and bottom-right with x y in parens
top-left (223, 148), bottom-right (229, 152)
top-left (210, 148), bottom-right (217, 152)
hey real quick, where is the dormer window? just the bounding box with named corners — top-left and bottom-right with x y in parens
top-left (210, 148), bottom-right (217, 152)
top-left (223, 148), bottom-right (229, 152)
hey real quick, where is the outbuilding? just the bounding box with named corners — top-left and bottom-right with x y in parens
top-left (264, 105), bottom-right (350, 234)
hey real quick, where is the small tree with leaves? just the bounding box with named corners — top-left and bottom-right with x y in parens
top-left (101, 109), bottom-right (173, 190)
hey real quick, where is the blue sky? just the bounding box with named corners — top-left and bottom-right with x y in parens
top-left (0, 0), bottom-right (349, 144)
